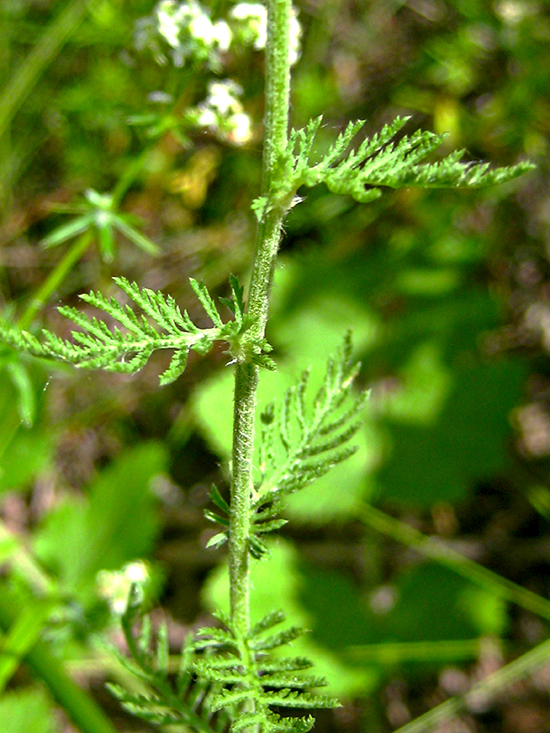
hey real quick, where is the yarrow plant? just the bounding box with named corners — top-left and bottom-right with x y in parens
top-left (0, 0), bottom-right (533, 731)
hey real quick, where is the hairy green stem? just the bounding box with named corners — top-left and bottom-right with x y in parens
top-left (247, 0), bottom-right (292, 339)
top-left (229, 362), bottom-right (257, 636)
top-left (228, 0), bottom-right (292, 640)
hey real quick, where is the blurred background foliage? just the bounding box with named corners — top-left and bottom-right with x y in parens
top-left (1, 0), bottom-right (550, 732)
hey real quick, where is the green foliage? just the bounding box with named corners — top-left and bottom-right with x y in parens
top-left (299, 561), bottom-right (508, 653)
top-left (203, 539), bottom-right (376, 699)
top-left (194, 280), bottom-right (378, 523)
top-left (378, 353), bottom-right (526, 505)
top-left (204, 537), bottom-right (509, 702)
top-left (258, 333), bottom-right (366, 497)
top-left (269, 115), bottom-right (534, 210)
top-left (0, 603), bottom-right (53, 695)
top-left (0, 0), bottom-right (543, 732)
top-left (205, 335), bottom-right (367, 557)
top-left (34, 443), bottom-right (165, 604)
top-left (0, 373), bottom-right (53, 494)
top-left (42, 189), bottom-right (159, 263)
top-left (108, 589), bottom-right (227, 733)
top-left (272, 197), bottom-right (528, 506)
top-left (0, 688), bottom-right (58, 733)
top-left (1, 357), bottom-right (37, 428)
top-left (0, 275), bottom-right (273, 386)
top-left (110, 590), bottom-right (337, 733)
top-left (195, 611), bottom-right (338, 733)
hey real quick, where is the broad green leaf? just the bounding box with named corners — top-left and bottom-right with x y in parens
top-left (377, 357), bottom-right (526, 505)
top-left (33, 443), bottom-right (166, 602)
top-left (373, 564), bottom-right (507, 642)
top-left (0, 603), bottom-right (52, 694)
top-left (0, 688), bottom-right (58, 733)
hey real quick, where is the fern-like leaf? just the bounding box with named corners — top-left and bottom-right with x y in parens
top-left (195, 611), bottom-right (339, 733)
top-left (204, 335), bottom-right (366, 558)
top-left (249, 626), bottom-right (305, 652)
top-left (281, 115), bottom-right (534, 206)
top-left (111, 592), bottom-right (338, 733)
top-left (108, 587), bottom-right (229, 733)
top-left (246, 334), bottom-right (367, 556)
top-left (0, 276), bottom-right (272, 385)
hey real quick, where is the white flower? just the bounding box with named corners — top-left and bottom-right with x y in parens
top-left (125, 561), bottom-right (149, 583)
top-left (140, 0), bottom-right (299, 68)
top-left (156, 0), bottom-right (183, 47)
top-left (230, 2), bottom-right (265, 20)
top-left (289, 7), bottom-right (302, 66)
top-left (230, 2), bottom-right (267, 49)
top-left (96, 561), bottom-right (150, 616)
top-left (197, 108), bottom-right (217, 127)
top-left (189, 13), bottom-right (216, 44)
top-left (194, 80), bottom-right (252, 145)
top-left (145, 0), bottom-right (231, 68)
top-left (227, 112), bottom-right (252, 144)
top-left (214, 20), bottom-right (232, 52)
top-left (206, 80), bottom-right (243, 115)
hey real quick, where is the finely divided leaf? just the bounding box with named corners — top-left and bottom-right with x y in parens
top-left (284, 115), bottom-right (534, 205)
top-left (0, 276), bottom-right (265, 386)
top-left (256, 333), bottom-right (367, 505)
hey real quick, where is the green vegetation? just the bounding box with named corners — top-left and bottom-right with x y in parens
top-left (0, 1), bottom-right (548, 732)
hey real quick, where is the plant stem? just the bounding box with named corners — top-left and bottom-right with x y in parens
top-left (247, 0), bottom-right (292, 339)
top-left (392, 636), bottom-right (550, 733)
top-left (359, 503), bottom-right (550, 620)
top-left (347, 638), bottom-right (503, 666)
top-left (228, 0), bottom-right (292, 639)
top-left (18, 232), bottom-right (93, 331)
top-left (0, 586), bottom-right (118, 733)
top-left (0, 0), bottom-right (88, 148)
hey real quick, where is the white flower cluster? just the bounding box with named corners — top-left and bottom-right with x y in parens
top-left (135, 1), bottom-right (302, 146)
top-left (96, 560), bottom-right (150, 616)
top-left (136, 0), bottom-right (231, 68)
top-left (136, 1), bottom-right (301, 69)
top-left (230, 2), bottom-right (301, 65)
top-left (288, 8), bottom-right (302, 66)
top-left (230, 3), bottom-right (267, 51)
top-left (195, 80), bottom-right (252, 144)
